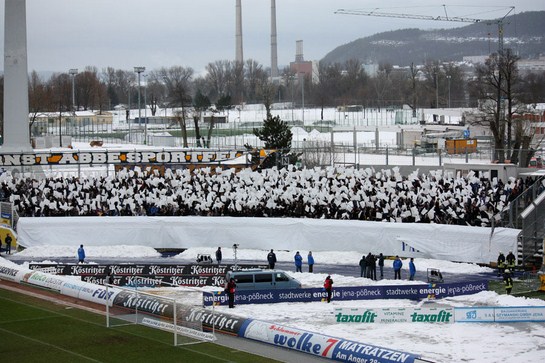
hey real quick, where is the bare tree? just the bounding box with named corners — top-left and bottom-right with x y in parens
top-left (468, 50), bottom-right (533, 164)
top-left (469, 55), bottom-right (507, 162)
top-left (75, 66), bottom-right (102, 110)
top-left (205, 60), bottom-right (231, 101)
top-left (245, 59), bottom-right (268, 104)
top-left (28, 71), bottom-right (50, 135)
top-left (372, 63), bottom-right (393, 109)
top-left (421, 60), bottom-right (442, 109)
top-left (158, 66), bottom-right (194, 147)
top-left (312, 62), bottom-right (342, 119)
top-left (193, 90), bottom-right (210, 147)
top-left (257, 78), bottom-right (277, 118)
top-left (102, 67), bottom-right (119, 107)
top-left (406, 63), bottom-right (419, 117)
top-left (146, 71), bottom-right (167, 116)
top-left (231, 61), bottom-right (245, 105)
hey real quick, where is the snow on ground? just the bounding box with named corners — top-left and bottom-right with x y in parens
top-left (6, 245), bottom-right (545, 362)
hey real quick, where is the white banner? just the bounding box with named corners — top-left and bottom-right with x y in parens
top-left (494, 307), bottom-right (545, 323)
top-left (454, 307), bottom-right (495, 323)
top-left (454, 307), bottom-right (545, 323)
top-left (16, 216), bottom-right (520, 264)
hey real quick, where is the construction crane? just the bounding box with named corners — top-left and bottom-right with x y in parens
top-left (335, 6), bottom-right (515, 53)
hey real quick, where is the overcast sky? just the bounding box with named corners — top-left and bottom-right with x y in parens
top-left (1, 0), bottom-right (543, 75)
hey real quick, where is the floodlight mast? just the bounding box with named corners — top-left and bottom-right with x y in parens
top-left (335, 6), bottom-right (515, 53)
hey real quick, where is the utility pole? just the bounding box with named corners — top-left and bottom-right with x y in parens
top-left (134, 67), bottom-right (146, 144)
top-left (69, 69), bottom-right (78, 113)
top-left (446, 75), bottom-right (451, 108)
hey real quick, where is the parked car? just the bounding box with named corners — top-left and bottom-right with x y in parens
top-left (225, 269), bottom-right (302, 290)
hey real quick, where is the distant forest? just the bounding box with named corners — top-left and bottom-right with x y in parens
top-left (322, 11), bottom-right (545, 66)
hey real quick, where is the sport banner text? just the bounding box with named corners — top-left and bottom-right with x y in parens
top-left (0, 149), bottom-right (246, 166)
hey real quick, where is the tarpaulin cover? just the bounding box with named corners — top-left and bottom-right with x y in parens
top-left (16, 216), bottom-right (520, 264)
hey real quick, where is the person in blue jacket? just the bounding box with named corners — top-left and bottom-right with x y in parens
top-left (294, 251), bottom-right (303, 272)
top-left (393, 255), bottom-right (402, 279)
top-left (77, 244), bottom-right (86, 264)
top-left (409, 258), bottom-right (416, 280)
top-left (307, 251), bottom-right (315, 273)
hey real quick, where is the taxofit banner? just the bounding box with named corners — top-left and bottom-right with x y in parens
top-left (333, 307), bottom-right (454, 324)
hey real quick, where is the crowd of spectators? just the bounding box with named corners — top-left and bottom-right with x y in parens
top-left (0, 165), bottom-right (542, 227)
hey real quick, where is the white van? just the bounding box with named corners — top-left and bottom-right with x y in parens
top-left (225, 269), bottom-right (302, 290)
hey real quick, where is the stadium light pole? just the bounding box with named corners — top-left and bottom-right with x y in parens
top-left (69, 69), bottom-right (78, 113)
top-left (446, 75), bottom-right (451, 108)
top-left (299, 72), bottom-right (305, 124)
top-left (435, 72), bottom-right (439, 109)
top-left (134, 66), bottom-right (145, 144)
top-left (127, 82), bottom-right (132, 142)
top-left (143, 74), bottom-right (148, 145)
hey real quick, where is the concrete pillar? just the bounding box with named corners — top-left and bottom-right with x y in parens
top-left (3, 0), bottom-right (31, 151)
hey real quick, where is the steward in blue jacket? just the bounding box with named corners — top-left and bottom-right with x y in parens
top-left (409, 258), bottom-right (416, 280)
top-left (77, 245), bottom-right (86, 264)
top-left (393, 255), bottom-right (403, 279)
top-left (307, 251), bottom-right (315, 273)
top-left (294, 251), bottom-right (303, 272)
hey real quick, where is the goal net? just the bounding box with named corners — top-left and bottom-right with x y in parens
top-left (105, 279), bottom-right (216, 346)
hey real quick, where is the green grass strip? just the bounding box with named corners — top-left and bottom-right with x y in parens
top-left (0, 288), bottom-right (278, 363)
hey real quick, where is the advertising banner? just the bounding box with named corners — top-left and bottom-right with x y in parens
top-left (0, 263), bottom-right (25, 282)
top-left (73, 284), bottom-right (121, 306)
top-left (141, 317), bottom-right (216, 342)
top-left (333, 307), bottom-right (454, 324)
top-left (177, 306), bottom-right (247, 335)
top-left (204, 281), bottom-right (489, 306)
top-left (240, 320), bottom-right (421, 363)
top-left (0, 149), bottom-right (246, 167)
top-left (494, 306), bottom-right (545, 323)
top-left (454, 307), bottom-right (496, 323)
top-left (60, 280), bottom-right (98, 299)
top-left (454, 307), bottom-right (545, 323)
top-left (112, 290), bottom-right (174, 317)
top-left (21, 271), bottom-right (65, 292)
top-left (29, 263), bottom-right (267, 287)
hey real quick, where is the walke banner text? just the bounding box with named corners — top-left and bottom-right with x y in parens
top-left (239, 319), bottom-right (421, 363)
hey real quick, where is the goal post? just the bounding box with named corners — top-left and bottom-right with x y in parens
top-left (105, 280), bottom-right (217, 346)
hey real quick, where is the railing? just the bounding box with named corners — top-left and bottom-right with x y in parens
top-left (505, 174), bottom-right (545, 267)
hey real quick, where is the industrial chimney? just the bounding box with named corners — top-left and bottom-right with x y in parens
top-left (235, 0), bottom-right (243, 63)
top-left (295, 40), bottom-right (304, 62)
top-left (270, 0), bottom-right (278, 78)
